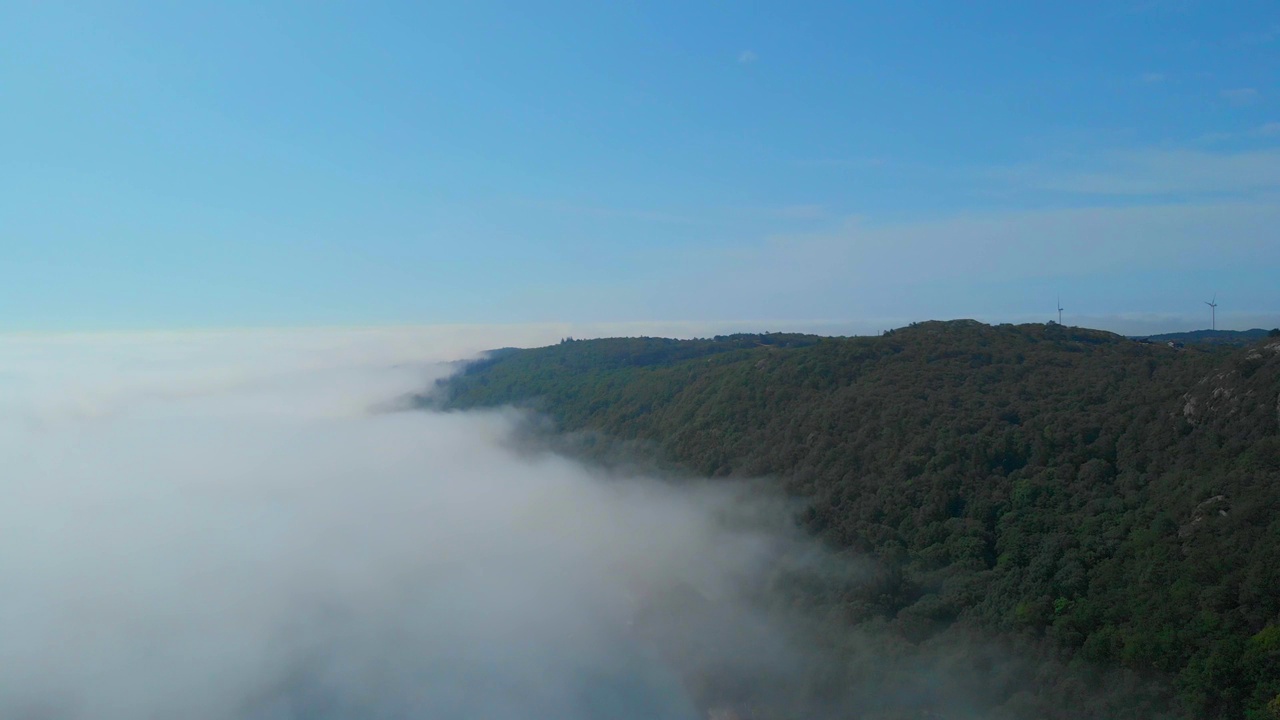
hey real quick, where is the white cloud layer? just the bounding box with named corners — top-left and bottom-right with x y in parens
top-left (0, 327), bottom-right (808, 720)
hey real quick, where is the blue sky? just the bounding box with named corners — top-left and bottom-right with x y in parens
top-left (3, 1), bottom-right (1278, 334)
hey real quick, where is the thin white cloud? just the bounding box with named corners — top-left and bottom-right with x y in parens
top-left (641, 197), bottom-right (1280, 325)
top-left (1221, 87), bottom-right (1260, 105)
top-left (997, 147), bottom-right (1280, 196)
top-left (517, 198), bottom-right (696, 225)
top-left (1195, 131), bottom-right (1235, 144)
top-left (770, 204), bottom-right (827, 220)
top-left (1239, 24), bottom-right (1280, 45)
top-left (1139, 72), bottom-right (1166, 83)
top-left (758, 201), bottom-right (1278, 283)
top-left (797, 156), bottom-right (888, 169)
top-left (1256, 122), bottom-right (1280, 137)
top-left (1127, 0), bottom-right (1194, 13)
top-left (737, 50), bottom-right (757, 64)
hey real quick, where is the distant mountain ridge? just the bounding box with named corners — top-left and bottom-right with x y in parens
top-left (1136, 328), bottom-right (1275, 346)
top-left (432, 320), bottom-right (1280, 719)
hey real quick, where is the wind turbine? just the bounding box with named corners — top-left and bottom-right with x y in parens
top-left (1057, 296), bottom-right (1064, 326)
top-left (1205, 293), bottom-right (1218, 332)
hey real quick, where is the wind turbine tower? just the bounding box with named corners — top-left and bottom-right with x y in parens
top-left (1057, 296), bottom-right (1064, 326)
top-left (1205, 293), bottom-right (1218, 332)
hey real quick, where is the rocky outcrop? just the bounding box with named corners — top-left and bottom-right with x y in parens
top-left (1179, 495), bottom-right (1230, 538)
top-left (1179, 341), bottom-right (1280, 434)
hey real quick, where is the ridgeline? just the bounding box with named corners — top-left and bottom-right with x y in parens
top-left (1136, 328), bottom-right (1275, 347)
top-left (433, 321), bottom-right (1280, 719)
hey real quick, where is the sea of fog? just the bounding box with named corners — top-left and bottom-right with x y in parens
top-left (0, 326), bottom-right (806, 720)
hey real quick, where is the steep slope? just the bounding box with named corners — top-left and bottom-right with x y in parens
top-left (434, 322), bottom-right (1280, 719)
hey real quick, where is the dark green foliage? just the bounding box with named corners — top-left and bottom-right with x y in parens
top-left (437, 322), bottom-right (1280, 718)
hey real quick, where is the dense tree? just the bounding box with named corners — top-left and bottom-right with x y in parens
top-left (433, 322), bottom-right (1280, 719)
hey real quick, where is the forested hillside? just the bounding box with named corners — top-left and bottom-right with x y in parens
top-left (432, 321), bottom-right (1280, 719)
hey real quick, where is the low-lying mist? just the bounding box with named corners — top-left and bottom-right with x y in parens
top-left (0, 329), bottom-right (818, 720)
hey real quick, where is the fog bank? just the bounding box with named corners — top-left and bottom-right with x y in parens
top-left (0, 328), bottom-right (805, 720)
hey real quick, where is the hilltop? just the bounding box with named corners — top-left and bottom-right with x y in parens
top-left (432, 321), bottom-right (1280, 719)
top-left (1137, 328), bottom-right (1277, 347)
